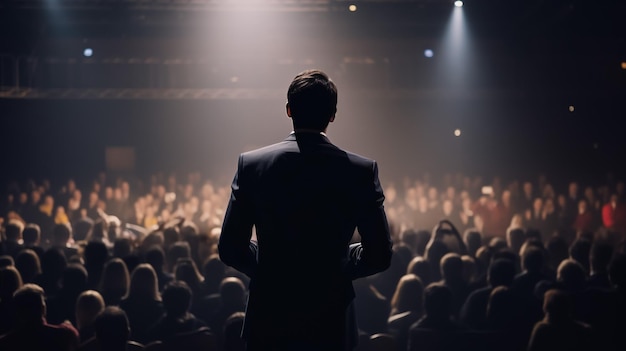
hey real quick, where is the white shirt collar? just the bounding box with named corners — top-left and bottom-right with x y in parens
top-left (290, 130), bottom-right (327, 136)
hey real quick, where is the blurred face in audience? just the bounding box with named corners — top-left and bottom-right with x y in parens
top-left (569, 182), bottom-right (578, 199)
top-left (544, 198), bottom-right (555, 214)
top-left (31, 190), bottom-right (41, 204)
top-left (385, 184), bottom-right (397, 204)
top-left (501, 190), bottom-right (511, 207)
top-left (105, 187), bottom-right (113, 200)
top-left (543, 184), bottom-right (555, 199)
top-left (443, 200), bottom-right (453, 216)
top-left (418, 196), bottom-right (428, 212)
top-left (157, 185), bottom-right (166, 199)
top-left (557, 194), bottom-right (566, 208)
top-left (523, 182), bottom-right (532, 197)
top-left (428, 187), bottom-right (438, 201)
top-left (44, 195), bottom-right (54, 208)
top-left (114, 188), bottom-right (123, 201)
top-left (446, 187), bottom-right (455, 201)
top-left (584, 187), bottom-right (594, 201)
top-left (533, 198), bottom-right (543, 213)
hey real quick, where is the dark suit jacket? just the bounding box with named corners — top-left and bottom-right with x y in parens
top-left (219, 132), bottom-right (392, 345)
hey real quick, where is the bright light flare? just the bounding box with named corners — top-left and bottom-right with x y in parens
top-left (454, 129), bottom-right (462, 137)
top-left (424, 49), bottom-right (434, 58)
top-left (568, 105), bottom-right (575, 112)
top-left (348, 4), bottom-right (357, 12)
top-left (454, 1), bottom-right (463, 7)
top-left (83, 48), bottom-right (93, 57)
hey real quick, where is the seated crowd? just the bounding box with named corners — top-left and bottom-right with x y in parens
top-left (0, 171), bottom-right (625, 351)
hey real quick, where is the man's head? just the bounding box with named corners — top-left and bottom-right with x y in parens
top-left (440, 253), bottom-right (463, 283)
top-left (23, 224), bottom-right (41, 246)
top-left (487, 258), bottom-right (515, 288)
top-left (13, 283), bottom-right (46, 325)
top-left (423, 283), bottom-right (452, 319)
top-left (94, 306), bottom-right (130, 350)
top-left (5, 220), bottom-right (24, 242)
top-left (162, 281), bottom-right (192, 318)
top-left (52, 223), bottom-right (72, 246)
top-left (286, 69), bottom-right (337, 131)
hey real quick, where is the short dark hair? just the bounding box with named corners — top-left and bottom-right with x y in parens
top-left (5, 221), bottom-right (24, 241)
top-left (522, 247), bottom-right (545, 273)
top-left (287, 69), bottom-right (337, 130)
top-left (13, 284), bottom-right (46, 323)
top-left (52, 223), bottom-right (72, 244)
top-left (23, 224), bottom-right (41, 245)
top-left (94, 306), bottom-right (130, 348)
top-left (423, 283), bottom-right (452, 318)
top-left (488, 258), bottom-right (515, 287)
top-left (162, 281), bottom-right (192, 318)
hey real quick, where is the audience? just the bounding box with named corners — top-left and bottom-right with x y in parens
top-left (1, 171), bottom-right (626, 351)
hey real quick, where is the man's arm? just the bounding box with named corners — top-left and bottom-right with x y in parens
top-left (218, 155), bottom-right (258, 278)
top-left (345, 161), bottom-right (392, 280)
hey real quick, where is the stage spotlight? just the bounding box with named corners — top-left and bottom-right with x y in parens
top-left (424, 49), bottom-right (434, 58)
top-left (454, 129), bottom-right (462, 137)
top-left (348, 4), bottom-right (357, 12)
top-left (621, 62), bottom-right (626, 69)
top-left (454, 1), bottom-right (463, 7)
top-left (83, 48), bottom-right (93, 57)
top-left (569, 105), bottom-right (575, 112)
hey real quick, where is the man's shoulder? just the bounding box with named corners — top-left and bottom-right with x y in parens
top-left (241, 140), bottom-right (293, 159)
top-left (240, 137), bottom-right (376, 167)
top-left (44, 322), bottom-right (79, 339)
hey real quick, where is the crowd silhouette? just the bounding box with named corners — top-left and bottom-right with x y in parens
top-left (1, 171), bottom-right (625, 350)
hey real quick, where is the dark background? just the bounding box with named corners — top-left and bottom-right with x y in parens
top-left (1, 0), bottom-right (625, 189)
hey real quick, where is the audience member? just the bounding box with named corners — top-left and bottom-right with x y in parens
top-left (98, 258), bottom-right (130, 306)
top-left (438, 253), bottom-right (471, 317)
top-left (119, 264), bottom-right (164, 344)
top-left (388, 274), bottom-right (424, 351)
top-left (0, 284), bottom-right (79, 351)
top-left (409, 284), bottom-right (462, 331)
top-left (459, 258), bottom-right (515, 330)
top-left (22, 224), bottom-right (45, 260)
top-left (91, 306), bottom-right (138, 351)
top-left (46, 264), bottom-right (89, 325)
top-left (527, 289), bottom-right (592, 351)
top-left (146, 281), bottom-right (207, 343)
top-left (1, 220), bottom-right (24, 258)
top-left (14, 248), bottom-right (42, 284)
top-left (75, 290), bottom-right (105, 343)
top-left (0, 266), bottom-right (23, 335)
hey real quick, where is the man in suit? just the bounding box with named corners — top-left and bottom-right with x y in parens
top-left (218, 69), bottom-right (393, 351)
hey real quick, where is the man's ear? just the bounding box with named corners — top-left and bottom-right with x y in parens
top-left (286, 103), bottom-right (292, 118)
top-left (329, 108), bottom-right (336, 123)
